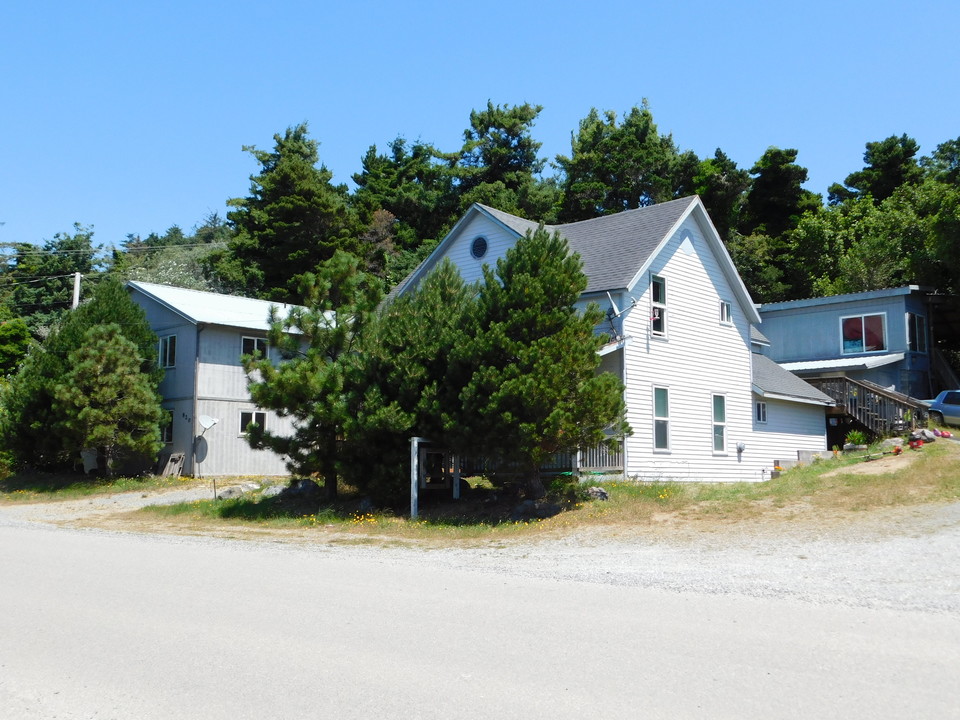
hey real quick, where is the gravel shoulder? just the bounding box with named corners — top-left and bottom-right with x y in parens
top-left (2, 476), bottom-right (959, 617)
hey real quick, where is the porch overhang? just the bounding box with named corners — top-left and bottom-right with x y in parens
top-left (751, 386), bottom-right (834, 406)
top-left (780, 352), bottom-right (905, 374)
top-left (597, 336), bottom-right (631, 356)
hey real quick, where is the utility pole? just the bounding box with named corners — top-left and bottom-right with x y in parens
top-left (72, 272), bottom-right (81, 308)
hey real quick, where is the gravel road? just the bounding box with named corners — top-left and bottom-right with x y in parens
top-left (2, 485), bottom-right (959, 719)
top-left (3, 483), bottom-right (959, 616)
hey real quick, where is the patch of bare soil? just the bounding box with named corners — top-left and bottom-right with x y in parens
top-left (820, 447), bottom-right (924, 477)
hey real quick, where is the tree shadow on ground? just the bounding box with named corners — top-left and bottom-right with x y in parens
top-left (214, 484), bottom-right (564, 526)
top-left (0, 470), bottom-right (128, 494)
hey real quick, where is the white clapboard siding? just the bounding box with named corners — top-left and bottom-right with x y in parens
top-left (749, 395), bottom-right (828, 470)
top-left (621, 216), bottom-right (760, 482)
top-left (442, 213), bottom-right (527, 287)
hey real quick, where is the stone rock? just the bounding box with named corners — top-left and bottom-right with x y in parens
top-left (277, 478), bottom-right (323, 515)
top-left (586, 486), bottom-right (609, 501)
top-left (261, 485), bottom-right (283, 498)
top-left (881, 437), bottom-right (905, 449)
top-left (510, 499), bottom-right (563, 522)
top-left (216, 486), bottom-right (246, 500)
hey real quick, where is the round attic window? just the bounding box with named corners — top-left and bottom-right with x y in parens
top-left (471, 236), bottom-right (488, 259)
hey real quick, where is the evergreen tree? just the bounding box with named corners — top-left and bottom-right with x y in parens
top-left (921, 137), bottom-right (960, 186)
top-left (344, 259), bottom-right (477, 503)
top-left (557, 102), bottom-right (697, 221)
top-left (208, 123), bottom-right (359, 302)
top-left (0, 224), bottom-right (103, 336)
top-left (828, 134), bottom-right (923, 205)
top-left (0, 276), bottom-right (160, 470)
top-left (455, 101), bottom-right (559, 219)
top-left (352, 137), bottom-right (458, 252)
top-left (739, 147), bottom-right (821, 239)
top-left (52, 324), bottom-right (164, 475)
top-left (0, 312), bottom-right (32, 376)
top-left (450, 226), bottom-right (629, 498)
top-left (693, 149), bottom-right (751, 242)
top-left (243, 251), bottom-right (382, 500)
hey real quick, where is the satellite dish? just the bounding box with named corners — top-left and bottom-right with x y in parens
top-left (198, 415), bottom-right (219, 430)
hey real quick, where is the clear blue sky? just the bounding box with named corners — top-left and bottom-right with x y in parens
top-left (2, 0), bottom-right (957, 250)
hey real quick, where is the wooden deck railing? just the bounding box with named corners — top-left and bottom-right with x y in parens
top-left (461, 439), bottom-right (625, 478)
top-left (805, 376), bottom-right (928, 436)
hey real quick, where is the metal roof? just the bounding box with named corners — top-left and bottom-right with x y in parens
top-left (127, 281), bottom-right (297, 332)
top-left (759, 286), bottom-right (922, 313)
top-left (779, 353), bottom-right (905, 374)
top-left (752, 353), bottom-right (834, 405)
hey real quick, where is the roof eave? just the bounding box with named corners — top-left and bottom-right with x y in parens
top-left (752, 385), bottom-right (834, 406)
top-left (623, 198), bottom-right (760, 324)
top-left (127, 281), bottom-right (200, 326)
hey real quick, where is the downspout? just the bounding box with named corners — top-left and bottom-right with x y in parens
top-left (620, 325), bottom-right (628, 480)
top-left (191, 323), bottom-right (204, 476)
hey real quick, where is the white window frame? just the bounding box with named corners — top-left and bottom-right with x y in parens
top-left (712, 394), bottom-right (727, 454)
top-left (651, 275), bottom-right (667, 338)
top-left (159, 334), bottom-right (176, 368)
top-left (907, 313), bottom-right (927, 353)
top-left (720, 300), bottom-right (733, 325)
top-left (242, 336), bottom-right (268, 359)
top-left (755, 401), bottom-right (767, 424)
top-left (840, 313), bottom-right (887, 355)
top-left (653, 386), bottom-right (670, 452)
top-left (239, 410), bottom-right (267, 436)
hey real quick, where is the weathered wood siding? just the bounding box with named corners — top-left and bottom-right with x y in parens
top-left (190, 398), bottom-right (293, 477)
top-left (193, 325), bottom-right (293, 476)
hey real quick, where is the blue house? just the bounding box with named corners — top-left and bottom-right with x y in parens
top-left (758, 286), bottom-right (940, 399)
top-left (757, 286), bottom-right (960, 442)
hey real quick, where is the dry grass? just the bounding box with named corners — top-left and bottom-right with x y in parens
top-left (4, 440), bottom-right (959, 544)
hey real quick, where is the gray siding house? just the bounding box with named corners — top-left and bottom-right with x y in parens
top-left (128, 281), bottom-right (296, 477)
top-left (758, 286), bottom-right (936, 399)
top-left (394, 197), bottom-right (833, 481)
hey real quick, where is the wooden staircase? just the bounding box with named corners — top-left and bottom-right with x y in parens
top-left (805, 377), bottom-right (929, 437)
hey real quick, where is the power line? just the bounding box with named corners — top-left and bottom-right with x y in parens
top-left (0, 241), bottom-right (227, 257)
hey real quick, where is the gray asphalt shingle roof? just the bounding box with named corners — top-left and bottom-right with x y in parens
top-left (479, 197), bottom-right (697, 294)
top-left (390, 197), bottom-right (700, 301)
top-left (752, 353), bottom-right (833, 404)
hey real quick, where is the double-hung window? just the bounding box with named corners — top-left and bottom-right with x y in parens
top-left (651, 275), bottom-right (666, 337)
top-left (159, 335), bottom-right (176, 368)
top-left (713, 394), bottom-right (727, 453)
top-left (240, 410), bottom-right (266, 436)
top-left (841, 314), bottom-right (886, 354)
top-left (653, 386), bottom-right (670, 451)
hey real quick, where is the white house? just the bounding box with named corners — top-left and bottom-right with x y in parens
top-left (393, 197), bottom-right (833, 482)
top-left (127, 281), bottom-right (297, 477)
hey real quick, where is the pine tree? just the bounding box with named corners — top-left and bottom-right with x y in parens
top-left (52, 324), bottom-right (164, 475)
top-left (451, 226), bottom-right (629, 498)
top-left (243, 251), bottom-right (382, 500)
